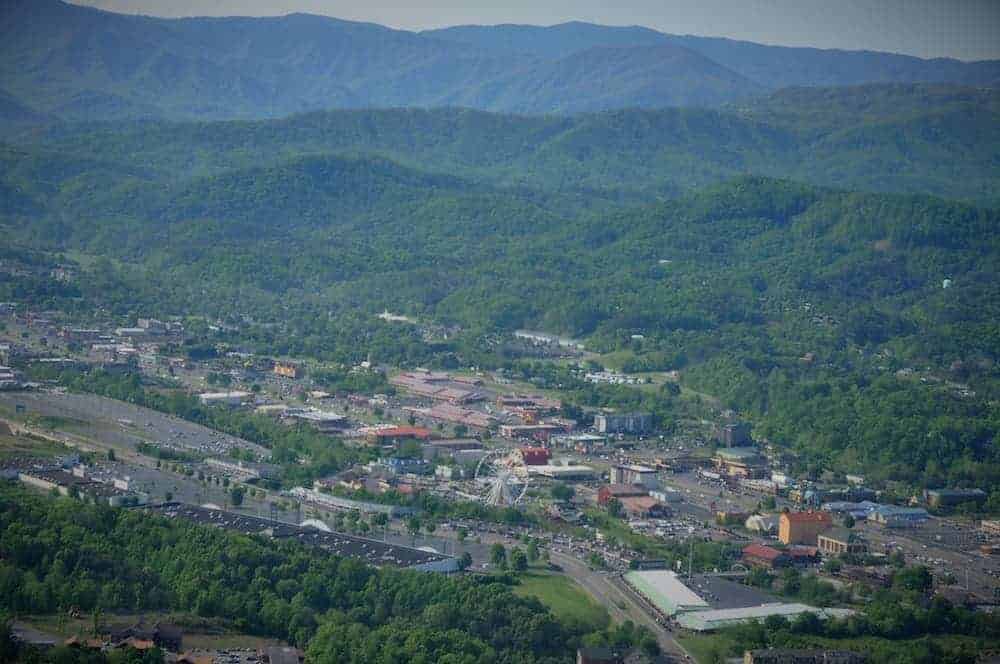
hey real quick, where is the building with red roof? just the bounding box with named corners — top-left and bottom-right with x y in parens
top-left (520, 446), bottom-right (551, 465)
top-left (742, 543), bottom-right (791, 569)
top-left (366, 427), bottom-right (433, 444)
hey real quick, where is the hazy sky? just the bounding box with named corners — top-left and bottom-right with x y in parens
top-left (71, 0), bottom-right (1000, 61)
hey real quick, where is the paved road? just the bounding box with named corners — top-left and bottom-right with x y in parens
top-left (548, 550), bottom-right (691, 662)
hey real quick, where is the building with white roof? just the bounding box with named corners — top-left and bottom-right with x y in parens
top-left (675, 603), bottom-right (853, 632)
top-left (198, 391), bottom-right (252, 407)
top-left (624, 570), bottom-right (709, 616)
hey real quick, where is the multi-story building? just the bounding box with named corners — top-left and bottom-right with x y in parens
top-left (817, 528), bottom-right (867, 556)
top-left (714, 447), bottom-right (767, 479)
top-left (594, 412), bottom-right (652, 435)
top-left (779, 511), bottom-right (833, 545)
top-left (611, 463), bottom-right (658, 488)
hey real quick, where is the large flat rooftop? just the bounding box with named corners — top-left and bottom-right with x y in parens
top-left (676, 603), bottom-right (854, 632)
top-left (624, 570), bottom-right (709, 616)
top-left (146, 503), bottom-right (451, 570)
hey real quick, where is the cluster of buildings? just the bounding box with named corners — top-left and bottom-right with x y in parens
top-left (741, 511), bottom-right (866, 570)
top-left (390, 371), bottom-right (485, 405)
top-left (7, 460), bottom-right (149, 507)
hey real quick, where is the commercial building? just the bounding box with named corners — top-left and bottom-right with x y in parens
top-left (675, 604), bottom-right (853, 632)
top-left (550, 433), bottom-right (607, 453)
top-left (366, 427), bottom-right (433, 444)
top-left (926, 488), bottom-right (987, 509)
top-left (390, 372), bottom-right (484, 404)
top-left (821, 501), bottom-right (879, 521)
top-left (868, 505), bottom-right (929, 528)
top-left (619, 496), bottom-right (667, 519)
top-left (286, 408), bottom-right (347, 433)
top-left (519, 446), bottom-right (551, 465)
top-left (779, 511), bottom-right (833, 545)
top-left (198, 391), bottom-right (252, 407)
top-left (375, 457), bottom-right (430, 476)
top-left (598, 484), bottom-right (648, 506)
top-left (611, 463), bottom-right (658, 488)
top-left (421, 439), bottom-right (483, 461)
top-left (594, 412), bottom-right (652, 434)
top-left (422, 403), bottom-right (496, 429)
top-left (817, 528), bottom-right (867, 556)
top-left (148, 503), bottom-right (450, 571)
top-left (498, 424), bottom-right (564, 440)
top-left (204, 458), bottom-right (280, 482)
top-left (496, 394), bottom-right (561, 412)
top-left (649, 487), bottom-right (684, 504)
top-left (528, 464), bottom-right (597, 480)
top-left (623, 570), bottom-right (709, 616)
top-left (714, 447), bottom-right (767, 478)
top-left (743, 649), bottom-right (867, 664)
top-left (286, 487), bottom-right (414, 516)
top-left (742, 543), bottom-right (791, 569)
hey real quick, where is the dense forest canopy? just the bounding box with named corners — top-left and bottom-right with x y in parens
top-left (0, 484), bottom-right (651, 663)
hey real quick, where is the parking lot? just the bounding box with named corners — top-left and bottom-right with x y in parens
top-left (0, 390), bottom-right (269, 460)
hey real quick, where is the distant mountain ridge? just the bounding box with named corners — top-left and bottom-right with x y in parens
top-left (7, 84), bottom-right (999, 204)
top-left (1, 1), bottom-right (999, 122)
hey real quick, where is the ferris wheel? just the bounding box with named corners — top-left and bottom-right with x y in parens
top-left (475, 448), bottom-right (530, 507)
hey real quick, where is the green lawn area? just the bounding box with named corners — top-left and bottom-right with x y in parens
top-left (513, 571), bottom-right (610, 630)
top-left (677, 633), bottom-right (738, 664)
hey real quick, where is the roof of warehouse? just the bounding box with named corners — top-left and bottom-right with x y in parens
top-left (146, 503), bottom-right (450, 569)
top-left (676, 603), bottom-right (854, 631)
top-left (624, 570), bottom-right (709, 615)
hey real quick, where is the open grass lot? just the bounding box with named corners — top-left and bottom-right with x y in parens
top-left (513, 571), bottom-right (610, 630)
top-left (678, 631), bottom-right (1000, 664)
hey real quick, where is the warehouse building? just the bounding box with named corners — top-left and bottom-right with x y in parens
top-left (869, 505), bottom-right (929, 528)
top-left (198, 391), bottom-right (252, 407)
top-left (675, 604), bottom-right (853, 632)
top-left (925, 488), bottom-right (987, 509)
top-left (147, 503), bottom-right (453, 572)
top-left (623, 570), bottom-right (709, 616)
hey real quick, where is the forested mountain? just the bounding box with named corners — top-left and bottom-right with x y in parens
top-left (8, 84), bottom-right (998, 203)
top-left (2, 1), bottom-right (998, 122)
top-left (429, 23), bottom-right (1000, 89)
top-left (3, 118), bottom-right (999, 485)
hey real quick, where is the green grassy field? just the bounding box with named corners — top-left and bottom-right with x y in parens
top-left (512, 571), bottom-right (610, 630)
